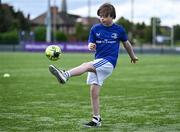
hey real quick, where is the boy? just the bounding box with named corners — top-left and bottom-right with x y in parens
top-left (49, 3), bottom-right (138, 127)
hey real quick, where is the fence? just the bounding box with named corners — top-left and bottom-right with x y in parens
top-left (0, 42), bottom-right (180, 54)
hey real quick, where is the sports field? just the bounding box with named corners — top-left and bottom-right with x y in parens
top-left (0, 52), bottom-right (180, 131)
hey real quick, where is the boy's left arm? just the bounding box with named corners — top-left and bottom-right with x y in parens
top-left (122, 40), bottom-right (138, 63)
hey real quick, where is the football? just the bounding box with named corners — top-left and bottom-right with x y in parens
top-left (45, 45), bottom-right (61, 61)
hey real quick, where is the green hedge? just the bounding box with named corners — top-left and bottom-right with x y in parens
top-left (34, 26), bottom-right (46, 41)
top-left (34, 26), bottom-right (67, 42)
top-left (0, 31), bottom-right (19, 45)
top-left (55, 31), bottom-right (67, 42)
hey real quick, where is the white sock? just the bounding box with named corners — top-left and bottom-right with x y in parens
top-left (64, 71), bottom-right (71, 79)
top-left (93, 115), bottom-right (101, 121)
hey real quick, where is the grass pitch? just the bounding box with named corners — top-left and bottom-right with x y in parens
top-left (0, 52), bottom-right (180, 131)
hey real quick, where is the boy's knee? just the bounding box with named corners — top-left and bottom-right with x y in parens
top-left (81, 62), bottom-right (95, 71)
top-left (91, 90), bottom-right (99, 99)
top-left (91, 85), bottom-right (100, 99)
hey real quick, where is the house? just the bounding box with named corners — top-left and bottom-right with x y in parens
top-left (31, 0), bottom-right (99, 35)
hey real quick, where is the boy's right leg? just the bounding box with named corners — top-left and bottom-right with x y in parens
top-left (49, 62), bottom-right (95, 84)
top-left (49, 65), bottom-right (67, 84)
top-left (68, 62), bottom-right (96, 76)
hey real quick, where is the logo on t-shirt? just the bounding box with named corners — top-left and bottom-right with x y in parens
top-left (96, 33), bottom-right (100, 37)
top-left (111, 33), bottom-right (118, 39)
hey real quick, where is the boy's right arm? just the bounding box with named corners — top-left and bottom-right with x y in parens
top-left (88, 43), bottom-right (96, 51)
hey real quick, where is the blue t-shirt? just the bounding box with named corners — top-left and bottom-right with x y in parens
top-left (88, 23), bottom-right (128, 68)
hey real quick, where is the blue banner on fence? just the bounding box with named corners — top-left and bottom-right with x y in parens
top-left (24, 42), bottom-right (90, 52)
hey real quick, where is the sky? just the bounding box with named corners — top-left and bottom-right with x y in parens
top-left (2, 0), bottom-right (180, 26)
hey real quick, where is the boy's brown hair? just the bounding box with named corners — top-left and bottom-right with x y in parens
top-left (97, 3), bottom-right (116, 19)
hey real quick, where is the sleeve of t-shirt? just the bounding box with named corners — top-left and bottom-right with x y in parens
top-left (88, 27), bottom-right (96, 43)
top-left (120, 27), bottom-right (128, 42)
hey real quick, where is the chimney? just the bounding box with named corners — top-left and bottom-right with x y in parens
top-left (61, 0), bottom-right (67, 13)
top-left (51, 6), bottom-right (58, 15)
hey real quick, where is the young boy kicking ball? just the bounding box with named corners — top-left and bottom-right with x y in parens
top-left (49, 3), bottom-right (138, 127)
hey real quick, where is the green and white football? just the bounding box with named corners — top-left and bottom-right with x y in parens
top-left (45, 45), bottom-right (61, 61)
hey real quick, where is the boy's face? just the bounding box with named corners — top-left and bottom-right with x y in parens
top-left (99, 15), bottom-right (113, 26)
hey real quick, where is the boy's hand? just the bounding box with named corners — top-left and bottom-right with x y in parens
top-left (88, 43), bottom-right (96, 51)
top-left (131, 56), bottom-right (138, 64)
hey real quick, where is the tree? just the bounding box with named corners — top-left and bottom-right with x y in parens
top-left (174, 25), bottom-right (180, 41)
top-left (134, 22), bottom-right (151, 43)
top-left (151, 17), bottom-right (162, 35)
top-left (0, 4), bottom-right (30, 33)
top-left (116, 17), bottom-right (133, 33)
top-left (142, 26), bottom-right (152, 43)
top-left (75, 23), bottom-right (89, 41)
top-left (15, 10), bottom-right (30, 31)
top-left (0, 4), bottom-right (13, 32)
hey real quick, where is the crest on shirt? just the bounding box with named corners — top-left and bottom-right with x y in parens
top-left (111, 33), bottom-right (118, 39)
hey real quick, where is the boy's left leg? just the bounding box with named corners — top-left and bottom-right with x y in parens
top-left (84, 59), bottom-right (114, 127)
top-left (90, 84), bottom-right (100, 117)
top-left (84, 84), bottom-right (102, 127)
